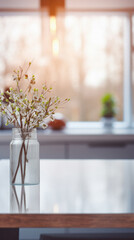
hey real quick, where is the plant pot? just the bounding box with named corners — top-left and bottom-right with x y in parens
top-left (101, 117), bottom-right (115, 128)
top-left (10, 128), bottom-right (40, 185)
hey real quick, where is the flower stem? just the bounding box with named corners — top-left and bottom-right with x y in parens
top-left (12, 140), bottom-right (25, 184)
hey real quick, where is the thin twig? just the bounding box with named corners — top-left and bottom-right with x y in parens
top-left (12, 141), bottom-right (24, 184)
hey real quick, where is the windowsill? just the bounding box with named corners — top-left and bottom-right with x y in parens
top-left (0, 121), bottom-right (134, 143)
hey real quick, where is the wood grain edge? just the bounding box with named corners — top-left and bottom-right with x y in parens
top-left (0, 214), bottom-right (134, 228)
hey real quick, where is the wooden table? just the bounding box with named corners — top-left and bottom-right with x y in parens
top-left (0, 159), bottom-right (134, 239)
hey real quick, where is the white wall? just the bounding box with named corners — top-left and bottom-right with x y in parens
top-left (66, 0), bottom-right (134, 10)
top-left (1, 0), bottom-right (134, 10)
top-left (0, 0), bottom-right (39, 9)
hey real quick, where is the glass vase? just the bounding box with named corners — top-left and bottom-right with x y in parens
top-left (10, 128), bottom-right (40, 185)
top-left (10, 185), bottom-right (40, 213)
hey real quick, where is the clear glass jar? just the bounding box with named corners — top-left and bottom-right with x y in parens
top-left (10, 185), bottom-right (40, 213)
top-left (10, 128), bottom-right (40, 185)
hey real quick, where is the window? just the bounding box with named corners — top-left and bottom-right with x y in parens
top-left (132, 15), bottom-right (134, 124)
top-left (0, 6), bottom-right (133, 127)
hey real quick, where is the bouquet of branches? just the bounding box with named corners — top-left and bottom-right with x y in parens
top-left (0, 62), bottom-right (70, 184)
top-left (0, 62), bottom-right (69, 130)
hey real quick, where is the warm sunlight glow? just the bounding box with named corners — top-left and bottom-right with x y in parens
top-left (50, 16), bottom-right (57, 33)
top-left (53, 203), bottom-right (59, 213)
top-left (52, 38), bottom-right (59, 56)
top-left (0, 15), bottom-right (124, 121)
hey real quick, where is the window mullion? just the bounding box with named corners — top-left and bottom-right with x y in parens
top-left (124, 13), bottom-right (133, 127)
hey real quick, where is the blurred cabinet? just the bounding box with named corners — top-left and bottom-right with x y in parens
top-left (40, 144), bottom-right (65, 159)
top-left (0, 144), bottom-right (9, 159)
top-left (68, 142), bottom-right (134, 159)
top-left (0, 139), bottom-right (134, 160)
top-left (40, 142), bottom-right (134, 159)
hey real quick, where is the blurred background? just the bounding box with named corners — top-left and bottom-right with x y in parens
top-left (1, 0), bottom-right (132, 124)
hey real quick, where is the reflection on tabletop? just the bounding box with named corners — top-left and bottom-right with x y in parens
top-left (0, 160), bottom-right (134, 214)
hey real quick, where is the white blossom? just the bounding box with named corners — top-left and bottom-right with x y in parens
top-left (0, 63), bottom-right (70, 133)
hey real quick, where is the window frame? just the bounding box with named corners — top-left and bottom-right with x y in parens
top-left (0, 9), bottom-right (133, 129)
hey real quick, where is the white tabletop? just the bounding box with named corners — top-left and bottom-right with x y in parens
top-left (0, 159), bottom-right (133, 214)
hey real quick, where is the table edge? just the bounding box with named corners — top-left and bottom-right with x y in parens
top-left (0, 214), bottom-right (134, 228)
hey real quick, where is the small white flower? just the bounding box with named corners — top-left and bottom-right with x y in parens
top-left (0, 63), bottom-right (69, 132)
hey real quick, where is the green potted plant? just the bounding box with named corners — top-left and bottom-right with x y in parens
top-left (101, 93), bottom-right (116, 128)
